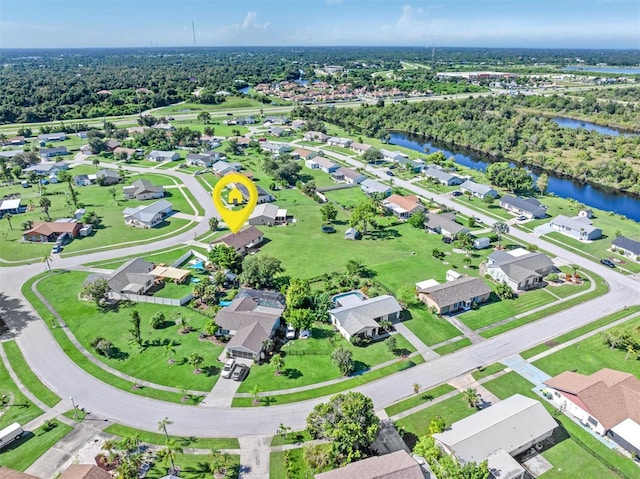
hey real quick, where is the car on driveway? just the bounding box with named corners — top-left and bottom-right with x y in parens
top-left (600, 258), bottom-right (616, 268)
top-left (298, 330), bottom-right (311, 339)
top-left (221, 358), bottom-right (236, 379)
top-left (451, 191), bottom-right (463, 197)
top-left (516, 215), bottom-right (528, 221)
top-left (52, 245), bottom-right (63, 254)
top-left (286, 324), bottom-right (296, 340)
top-left (231, 364), bottom-right (248, 381)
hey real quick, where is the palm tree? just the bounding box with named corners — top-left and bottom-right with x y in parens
top-left (42, 252), bottom-right (52, 272)
top-left (251, 385), bottom-right (261, 405)
top-left (157, 417), bottom-right (173, 442)
top-left (157, 439), bottom-right (183, 475)
top-left (625, 344), bottom-right (637, 360)
top-left (108, 187), bottom-right (117, 203)
top-left (277, 423), bottom-right (291, 439)
top-left (270, 353), bottom-right (285, 376)
top-left (39, 197), bottom-right (51, 220)
top-left (164, 343), bottom-right (176, 364)
top-left (4, 213), bottom-right (12, 230)
top-left (462, 387), bottom-right (480, 408)
top-left (188, 352), bottom-right (204, 373)
top-left (262, 337), bottom-right (274, 354)
top-left (209, 449), bottom-right (232, 478)
top-left (492, 221), bottom-right (509, 249)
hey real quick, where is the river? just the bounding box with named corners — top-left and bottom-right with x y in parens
top-left (388, 132), bottom-right (640, 222)
top-left (563, 66), bottom-right (640, 75)
top-left (552, 117), bottom-right (639, 137)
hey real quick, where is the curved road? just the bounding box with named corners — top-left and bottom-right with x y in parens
top-left (1, 153), bottom-right (639, 438)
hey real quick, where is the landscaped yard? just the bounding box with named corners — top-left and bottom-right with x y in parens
top-left (402, 307), bottom-right (462, 346)
top-left (236, 323), bottom-right (416, 393)
top-left (0, 420), bottom-right (73, 471)
top-left (146, 453), bottom-right (240, 479)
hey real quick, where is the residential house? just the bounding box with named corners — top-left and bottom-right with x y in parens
top-left (290, 119), bottom-right (306, 129)
top-left (76, 131), bottom-right (89, 139)
top-left (86, 258), bottom-right (156, 295)
top-left (331, 166), bottom-right (366, 184)
top-left (113, 147), bottom-right (138, 160)
top-left (122, 199), bottom-right (173, 228)
top-left (269, 126), bottom-right (288, 137)
top-left (612, 236), bottom-right (640, 260)
top-left (80, 144), bottom-right (93, 155)
top-left (544, 369), bottom-right (640, 455)
top-left (126, 126), bottom-right (149, 135)
top-left (460, 180), bottom-right (498, 200)
top-left (303, 131), bottom-right (330, 142)
top-left (263, 116), bottom-right (288, 125)
top-left (311, 156), bottom-right (339, 173)
top-left (122, 179), bottom-right (164, 200)
top-left (58, 465), bottom-right (112, 479)
top-left (231, 136), bottom-right (252, 148)
top-left (212, 226), bottom-right (264, 255)
top-left (185, 151), bottom-right (225, 168)
top-left (327, 137), bottom-right (353, 148)
top-left (73, 174), bottom-right (92, 187)
top-left (39, 146), bottom-right (68, 159)
top-left (418, 276), bottom-right (492, 315)
top-left (38, 132), bottom-right (66, 142)
top-left (292, 148), bottom-right (317, 161)
top-left (0, 150), bottom-right (23, 159)
top-left (423, 167), bottom-right (464, 186)
top-left (424, 212), bottom-right (469, 239)
top-left (2, 136), bottom-right (25, 146)
top-left (0, 199), bottom-right (24, 217)
top-left (147, 150), bottom-right (179, 162)
top-left (211, 160), bottom-right (237, 177)
top-left (380, 149), bottom-right (409, 163)
top-left (260, 141), bottom-right (292, 155)
top-left (549, 215), bottom-right (602, 241)
top-left (234, 184), bottom-right (274, 204)
top-left (96, 169), bottom-right (121, 186)
top-left (23, 221), bottom-right (83, 243)
top-left (248, 203), bottom-right (287, 226)
top-left (579, 208), bottom-right (594, 219)
top-left (500, 196), bottom-right (547, 219)
top-left (349, 142), bottom-right (373, 155)
top-left (314, 450), bottom-right (427, 479)
top-left (105, 140), bottom-right (122, 151)
top-left (383, 194), bottom-right (425, 219)
top-left (360, 179), bottom-right (392, 197)
top-left (215, 288), bottom-right (285, 360)
top-left (23, 161), bottom-right (69, 176)
top-left (485, 248), bottom-right (555, 291)
top-left (152, 122), bottom-right (174, 131)
top-left (433, 394), bottom-right (557, 479)
top-left (396, 156), bottom-right (425, 173)
top-left (329, 291), bottom-right (402, 340)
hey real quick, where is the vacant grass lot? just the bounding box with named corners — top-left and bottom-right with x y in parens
top-left (0, 420), bottom-right (73, 471)
top-left (36, 271), bottom-right (223, 391)
top-left (237, 323), bottom-right (416, 393)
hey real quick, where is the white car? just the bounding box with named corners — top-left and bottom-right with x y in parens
top-left (286, 325), bottom-right (296, 340)
top-left (221, 358), bottom-right (236, 379)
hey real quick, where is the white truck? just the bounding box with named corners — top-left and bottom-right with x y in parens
top-left (0, 422), bottom-right (23, 449)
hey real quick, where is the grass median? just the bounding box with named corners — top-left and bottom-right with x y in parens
top-left (385, 384), bottom-right (456, 417)
top-left (104, 423), bottom-right (239, 449)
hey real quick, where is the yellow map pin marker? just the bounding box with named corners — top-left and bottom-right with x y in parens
top-left (212, 173), bottom-right (258, 234)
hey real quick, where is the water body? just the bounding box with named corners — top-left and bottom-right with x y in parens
top-left (552, 117), bottom-right (639, 137)
top-left (563, 66), bottom-right (640, 75)
top-left (389, 132), bottom-right (640, 222)
top-left (238, 86), bottom-right (251, 94)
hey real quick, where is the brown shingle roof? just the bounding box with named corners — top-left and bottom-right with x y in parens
top-left (383, 194), bottom-right (422, 212)
top-left (418, 276), bottom-right (491, 309)
top-left (314, 450), bottom-right (425, 479)
top-left (544, 368), bottom-right (640, 429)
top-left (0, 468), bottom-right (40, 479)
top-left (24, 221), bottom-right (81, 237)
top-left (216, 226), bottom-right (263, 250)
top-left (58, 465), bottom-right (111, 479)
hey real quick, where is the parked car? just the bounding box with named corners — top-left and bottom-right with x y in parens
top-left (600, 258), bottom-right (616, 268)
top-left (231, 364), bottom-right (248, 381)
top-left (441, 236), bottom-right (452, 244)
top-left (385, 170), bottom-right (395, 176)
top-left (51, 245), bottom-right (63, 254)
top-left (221, 358), bottom-right (236, 379)
top-left (286, 324), bottom-right (296, 340)
top-left (56, 232), bottom-right (71, 246)
top-left (451, 190), bottom-right (463, 197)
top-left (516, 215), bottom-right (528, 221)
top-left (298, 330), bottom-right (311, 339)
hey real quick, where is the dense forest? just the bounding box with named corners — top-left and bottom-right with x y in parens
top-left (0, 46), bottom-right (638, 124)
top-left (292, 94), bottom-right (640, 194)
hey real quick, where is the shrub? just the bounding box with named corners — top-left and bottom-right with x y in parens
top-left (149, 312), bottom-right (165, 329)
top-left (545, 273), bottom-right (559, 283)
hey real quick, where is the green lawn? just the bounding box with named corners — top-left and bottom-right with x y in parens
top-left (540, 440), bottom-right (619, 479)
top-left (0, 355), bottom-right (43, 430)
top-left (83, 245), bottom-right (201, 269)
top-left (471, 363), bottom-right (506, 381)
top-left (402, 307), bottom-right (462, 346)
top-left (0, 420), bottom-right (73, 471)
top-left (35, 271), bottom-right (223, 391)
top-left (385, 384), bottom-right (456, 417)
top-left (104, 423), bottom-right (239, 449)
top-left (323, 187), bottom-right (366, 209)
top-left (432, 337), bottom-right (472, 355)
top-left (270, 448), bottom-right (316, 479)
top-left (270, 430), bottom-right (312, 447)
top-left (1, 341), bottom-right (60, 408)
top-left (237, 323), bottom-right (416, 393)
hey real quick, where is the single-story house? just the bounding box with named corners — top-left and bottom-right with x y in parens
top-left (485, 248), bottom-right (555, 291)
top-left (147, 150), bottom-right (179, 162)
top-left (382, 194), bottom-right (425, 219)
top-left (38, 132), bottom-right (66, 142)
top-left (314, 450), bottom-right (427, 479)
top-left (39, 146), bottom-right (68, 159)
top-left (105, 140), bottom-right (122, 151)
top-left (114, 147), bottom-right (140, 160)
top-left (122, 179), bottom-right (164, 200)
top-left (380, 149), bottom-right (409, 163)
top-left (549, 215), bottom-right (602, 241)
top-left (263, 116), bottom-right (288, 125)
top-left (23, 221), bottom-right (83, 243)
top-left (234, 184), bottom-right (274, 204)
top-left (260, 141), bottom-right (292, 155)
top-left (303, 131), bottom-right (330, 142)
top-left (331, 166), bottom-right (366, 185)
top-left (2, 136), bottom-right (25, 146)
top-left (327, 137), bottom-right (353, 148)
top-left (186, 151), bottom-right (225, 168)
top-left (423, 167), bottom-right (465, 186)
top-left (211, 160), bottom-right (237, 177)
top-left (424, 212), bottom-right (469, 238)
top-left (417, 276), bottom-right (492, 315)
top-left (231, 136), bottom-right (252, 148)
top-left (329, 291), bottom-right (402, 340)
top-left (0, 149), bottom-right (24, 159)
top-left (269, 126), bottom-right (288, 137)
top-left (500, 196), bottom-right (547, 219)
top-left (96, 169), bottom-right (121, 186)
top-left (433, 394), bottom-right (557, 478)
top-left (248, 203), bottom-right (281, 226)
top-left (611, 236), bottom-right (640, 260)
top-left (460, 180), bottom-right (498, 200)
top-left (311, 156), bottom-right (339, 173)
top-left (544, 368), bottom-right (640, 455)
top-left (360, 178), bottom-right (392, 197)
top-left (76, 131), bottom-right (89, 139)
top-left (292, 148), bottom-right (317, 161)
top-left (0, 198), bottom-right (24, 217)
top-left (215, 288), bottom-right (285, 360)
top-left (349, 142), bottom-right (373, 155)
top-left (80, 144), bottom-right (93, 155)
top-left (86, 258), bottom-right (156, 295)
top-left (290, 119), bottom-right (306, 129)
top-left (212, 226), bottom-right (264, 255)
top-left (122, 199), bottom-right (173, 228)
top-left (73, 174), bottom-right (92, 187)
top-left (24, 161), bottom-right (69, 176)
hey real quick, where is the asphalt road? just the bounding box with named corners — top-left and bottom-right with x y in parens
top-left (1, 147), bottom-right (639, 438)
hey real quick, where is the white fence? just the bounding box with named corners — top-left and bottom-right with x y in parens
top-left (111, 292), bottom-right (193, 306)
top-left (171, 248), bottom-right (208, 268)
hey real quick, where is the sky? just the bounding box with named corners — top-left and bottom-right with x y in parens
top-left (0, 0), bottom-right (639, 50)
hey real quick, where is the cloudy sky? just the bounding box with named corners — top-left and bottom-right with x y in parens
top-left (1, 0), bottom-right (638, 49)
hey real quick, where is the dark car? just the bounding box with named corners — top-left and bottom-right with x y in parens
top-left (231, 364), bottom-right (248, 381)
top-left (385, 170), bottom-right (395, 176)
top-left (600, 258), bottom-right (616, 268)
top-left (452, 191), bottom-right (463, 197)
top-left (441, 236), bottom-right (452, 244)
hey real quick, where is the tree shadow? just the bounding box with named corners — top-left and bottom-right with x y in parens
top-left (260, 396), bottom-right (277, 407)
top-left (109, 346), bottom-right (129, 361)
top-left (201, 365), bottom-right (221, 377)
top-left (351, 360), bottom-right (370, 375)
top-left (283, 368), bottom-right (302, 379)
top-left (402, 431), bottom-right (419, 451)
top-left (0, 290), bottom-right (51, 338)
top-left (368, 228), bottom-right (400, 240)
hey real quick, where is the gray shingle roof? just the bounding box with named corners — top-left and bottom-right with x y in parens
top-left (551, 215), bottom-right (601, 234)
top-left (122, 199), bottom-right (172, 224)
top-left (612, 236), bottom-right (640, 255)
top-left (460, 180), bottom-right (495, 196)
top-left (488, 251), bottom-right (555, 283)
top-left (104, 258), bottom-right (155, 293)
top-left (419, 276), bottom-right (491, 309)
top-left (361, 179), bottom-right (391, 194)
top-left (500, 195), bottom-right (547, 217)
top-left (330, 295), bottom-right (402, 336)
top-left (424, 213), bottom-right (468, 235)
top-left (123, 179), bottom-right (164, 197)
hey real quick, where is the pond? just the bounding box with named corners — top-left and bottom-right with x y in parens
top-left (389, 132), bottom-right (640, 222)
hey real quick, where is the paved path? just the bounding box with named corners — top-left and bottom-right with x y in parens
top-left (391, 319), bottom-right (439, 360)
top-left (448, 373), bottom-right (501, 408)
top-left (501, 355), bottom-right (551, 390)
top-left (238, 435), bottom-right (272, 479)
top-left (445, 315), bottom-right (484, 343)
top-left (201, 377), bottom-right (241, 407)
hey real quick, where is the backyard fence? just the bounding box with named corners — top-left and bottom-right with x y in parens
top-left (111, 292), bottom-right (193, 306)
top-left (171, 248), bottom-right (207, 268)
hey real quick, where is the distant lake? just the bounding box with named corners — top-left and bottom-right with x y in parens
top-left (552, 117), bottom-right (639, 137)
top-left (564, 66), bottom-right (640, 74)
top-left (389, 132), bottom-right (640, 222)
top-left (239, 86), bottom-right (251, 94)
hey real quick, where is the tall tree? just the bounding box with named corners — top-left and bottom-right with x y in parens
top-left (4, 213), bottom-right (12, 230)
top-left (208, 244), bottom-right (242, 273)
top-left (157, 417), bottom-right (173, 442)
top-left (270, 353), bottom-right (285, 376)
top-left (157, 439), bottom-right (183, 475)
top-left (320, 203), bottom-right (338, 224)
top-left (188, 352), bottom-right (204, 373)
top-left (536, 173), bottom-right (549, 195)
top-left (209, 217), bottom-right (219, 232)
top-left (331, 346), bottom-right (354, 376)
top-left (129, 310), bottom-right (142, 347)
top-left (349, 199), bottom-right (377, 235)
top-left (491, 221), bottom-right (510, 249)
top-left (42, 252), bottom-right (52, 272)
top-left (463, 388), bottom-right (480, 408)
top-left (39, 197), bottom-right (51, 220)
top-left (286, 279), bottom-right (311, 310)
top-left (239, 254), bottom-right (284, 289)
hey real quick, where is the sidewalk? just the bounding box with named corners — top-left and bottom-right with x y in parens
top-left (391, 319), bottom-right (439, 360)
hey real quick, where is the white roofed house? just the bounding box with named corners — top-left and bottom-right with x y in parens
top-left (331, 166), bottom-right (366, 184)
top-left (423, 167), bottom-right (465, 186)
top-left (349, 142), bottom-right (373, 155)
top-left (313, 156), bottom-right (340, 173)
top-left (248, 203), bottom-right (280, 226)
top-left (185, 151), bottom-right (225, 168)
top-left (326, 137), bottom-right (353, 148)
top-left (484, 248), bottom-right (555, 291)
top-left (122, 199), bottom-right (173, 228)
top-left (499, 195), bottom-right (547, 219)
top-left (380, 149), bottom-right (409, 163)
top-left (360, 178), bottom-right (392, 197)
top-left (0, 198), bottom-right (24, 217)
top-left (122, 179), bottom-right (164, 200)
top-left (260, 142), bottom-right (292, 155)
top-left (549, 215), bottom-right (602, 241)
top-left (211, 160), bottom-right (237, 177)
top-left (460, 180), bottom-right (498, 200)
top-left (39, 146), bottom-right (68, 160)
top-left (147, 150), bottom-right (179, 162)
top-left (329, 291), bottom-right (402, 341)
